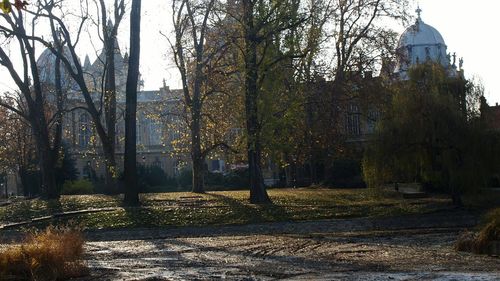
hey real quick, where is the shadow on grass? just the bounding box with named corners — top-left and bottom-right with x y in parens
top-left (121, 205), bottom-right (176, 228)
top-left (206, 192), bottom-right (291, 224)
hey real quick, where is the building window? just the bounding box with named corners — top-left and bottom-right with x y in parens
top-left (346, 104), bottom-right (361, 136)
top-left (78, 113), bottom-right (91, 148)
top-left (407, 46), bottom-right (413, 65)
top-left (366, 110), bottom-right (380, 134)
top-left (149, 120), bottom-right (162, 145)
top-left (425, 47), bottom-right (431, 60)
top-left (137, 119), bottom-right (143, 145)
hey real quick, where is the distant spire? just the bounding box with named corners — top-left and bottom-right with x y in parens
top-left (84, 54), bottom-right (91, 69)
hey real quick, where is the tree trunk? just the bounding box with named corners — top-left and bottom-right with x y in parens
top-left (32, 116), bottom-right (58, 199)
top-left (39, 146), bottom-right (58, 199)
top-left (191, 46), bottom-right (205, 193)
top-left (452, 192), bottom-right (463, 207)
top-left (104, 36), bottom-right (118, 193)
top-left (103, 146), bottom-right (118, 194)
top-left (123, 0), bottom-right (141, 206)
top-left (191, 154), bottom-right (205, 193)
top-left (191, 109), bottom-right (205, 193)
top-left (305, 88), bottom-right (317, 185)
top-left (243, 0), bottom-right (271, 204)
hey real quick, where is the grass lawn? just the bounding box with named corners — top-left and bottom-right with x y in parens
top-left (0, 188), bottom-right (453, 230)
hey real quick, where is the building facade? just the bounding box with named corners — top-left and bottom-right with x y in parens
top-left (36, 40), bottom-right (192, 180)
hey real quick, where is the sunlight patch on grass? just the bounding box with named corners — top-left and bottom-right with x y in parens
top-left (1, 188), bottom-right (452, 230)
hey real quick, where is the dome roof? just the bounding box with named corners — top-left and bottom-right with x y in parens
top-left (36, 46), bottom-right (79, 89)
top-left (36, 46), bottom-right (75, 70)
top-left (397, 18), bottom-right (446, 49)
top-left (394, 9), bottom-right (455, 80)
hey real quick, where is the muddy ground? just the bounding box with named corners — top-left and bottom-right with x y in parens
top-left (66, 210), bottom-right (500, 280)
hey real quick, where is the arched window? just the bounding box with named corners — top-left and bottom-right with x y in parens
top-left (346, 104), bottom-right (361, 136)
top-left (78, 113), bottom-right (91, 148)
top-left (406, 46), bottom-right (413, 65)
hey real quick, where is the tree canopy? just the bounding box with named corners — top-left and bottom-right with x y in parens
top-left (363, 62), bottom-right (494, 205)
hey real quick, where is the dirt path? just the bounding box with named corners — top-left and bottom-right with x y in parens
top-left (65, 210), bottom-right (500, 280)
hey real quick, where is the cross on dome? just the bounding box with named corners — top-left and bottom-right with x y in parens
top-left (416, 6), bottom-right (422, 20)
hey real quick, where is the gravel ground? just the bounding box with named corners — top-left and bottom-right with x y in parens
top-left (66, 210), bottom-right (500, 281)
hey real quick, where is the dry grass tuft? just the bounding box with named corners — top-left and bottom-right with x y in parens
top-left (455, 207), bottom-right (500, 255)
top-left (0, 226), bottom-right (88, 280)
top-left (454, 231), bottom-right (477, 252)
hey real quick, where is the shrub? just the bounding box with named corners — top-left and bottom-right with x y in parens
top-left (205, 171), bottom-right (225, 187)
top-left (325, 159), bottom-right (366, 188)
top-left (55, 143), bottom-right (79, 189)
top-left (177, 169), bottom-right (192, 188)
top-left (61, 180), bottom-right (94, 195)
top-left (0, 226), bottom-right (87, 280)
top-left (137, 164), bottom-right (175, 188)
top-left (223, 168), bottom-right (249, 189)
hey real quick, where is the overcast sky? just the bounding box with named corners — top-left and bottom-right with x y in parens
top-left (1, 0), bottom-right (499, 104)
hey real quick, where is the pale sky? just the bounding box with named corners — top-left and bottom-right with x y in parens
top-left (404, 0), bottom-right (500, 104)
top-left (1, 1), bottom-right (499, 104)
top-left (138, 0), bottom-right (500, 104)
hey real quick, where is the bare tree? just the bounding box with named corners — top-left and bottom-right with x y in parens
top-left (170, 0), bottom-right (224, 193)
top-left (92, 0), bottom-right (126, 193)
top-left (16, 0), bottom-right (125, 195)
top-left (331, 0), bottom-right (408, 88)
top-left (0, 6), bottom-right (67, 198)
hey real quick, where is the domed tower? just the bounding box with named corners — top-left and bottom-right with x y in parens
top-left (395, 7), bottom-right (458, 79)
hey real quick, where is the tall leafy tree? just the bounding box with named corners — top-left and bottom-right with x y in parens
top-left (363, 62), bottom-right (484, 205)
top-left (234, 0), bottom-right (307, 203)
